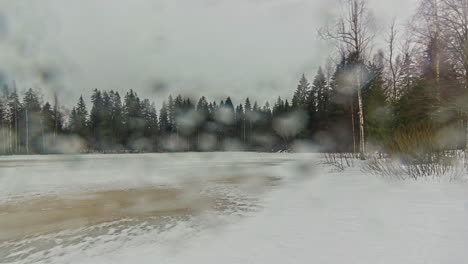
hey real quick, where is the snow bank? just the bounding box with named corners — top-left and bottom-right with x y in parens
top-left (77, 165), bottom-right (468, 264)
top-left (0, 152), bottom-right (298, 202)
top-left (2, 154), bottom-right (468, 264)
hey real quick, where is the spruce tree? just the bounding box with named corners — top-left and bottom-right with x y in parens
top-left (124, 90), bottom-right (143, 149)
top-left (110, 91), bottom-right (123, 146)
top-left (196, 96), bottom-right (209, 148)
top-left (101, 91), bottom-right (113, 147)
top-left (52, 93), bottom-right (63, 142)
top-left (22, 88), bottom-right (42, 153)
top-left (0, 94), bottom-right (6, 153)
top-left (90, 89), bottom-right (104, 149)
top-left (41, 102), bottom-right (55, 152)
top-left (76, 96), bottom-right (89, 138)
top-left (364, 64), bottom-right (390, 148)
top-left (159, 101), bottom-right (170, 137)
top-left (292, 74), bottom-right (310, 109)
top-left (311, 67), bottom-right (327, 135)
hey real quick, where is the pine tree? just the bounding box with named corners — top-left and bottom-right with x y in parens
top-left (22, 88), bottom-right (42, 153)
top-left (173, 95), bottom-right (184, 138)
top-left (103, 91), bottom-right (121, 146)
top-left (196, 96), bottom-right (209, 118)
top-left (273, 97), bottom-right (285, 117)
top-left (325, 56), bottom-right (357, 152)
top-left (8, 89), bottom-right (20, 153)
top-left (263, 102), bottom-right (272, 119)
top-left (196, 96), bottom-right (209, 148)
top-left (69, 107), bottom-right (78, 134)
top-left (52, 93), bottom-right (63, 143)
top-left (90, 89), bottom-right (105, 149)
top-left (235, 104), bottom-right (245, 142)
top-left (41, 102), bottom-right (55, 152)
top-left (215, 97), bottom-right (235, 141)
top-left (398, 52), bottom-right (417, 92)
top-left (142, 99), bottom-right (159, 140)
top-left (0, 93), bottom-right (7, 154)
top-left (41, 102), bottom-right (54, 132)
top-left (292, 74), bottom-right (310, 110)
top-left (159, 101), bottom-right (170, 137)
top-left (311, 67), bottom-right (327, 135)
top-left (167, 95), bottom-right (175, 132)
top-left (124, 90), bottom-right (143, 149)
top-left (284, 100), bottom-right (290, 112)
top-left (364, 63), bottom-right (390, 149)
top-left (100, 91), bottom-right (113, 148)
top-left (244, 98), bottom-right (252, 145)
top-left (149, 102), bottom-right (159, 137)
top-left (73, 96), bottom-right (89, 138)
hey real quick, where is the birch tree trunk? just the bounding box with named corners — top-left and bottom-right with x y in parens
top-left (351, 103), bottom-right (357, 154)
top-left (319, 0), bottom-right (374, 159)
top-left (356, 66), bottom-right (366, 159)
top-left (26, 108), bottom-right (29, 154)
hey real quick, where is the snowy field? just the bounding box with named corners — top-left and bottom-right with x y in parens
top-left (1, 153), bottom-right (468, 264)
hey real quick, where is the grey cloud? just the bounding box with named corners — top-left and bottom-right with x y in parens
top-left (0, 0), bottom-right (418, 107)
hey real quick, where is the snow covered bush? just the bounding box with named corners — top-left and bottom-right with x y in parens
top-left (362, 154), bottom-right (466, 181)
top-left (323, 153), bottom-right (355, 172)
top-left (363, 121), bottom-right (468, 181)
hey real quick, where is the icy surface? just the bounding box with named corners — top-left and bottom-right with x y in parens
top-left (1, 153), bottom-right (468, 264)
top-left (0, 153), bottom-right (292, 202)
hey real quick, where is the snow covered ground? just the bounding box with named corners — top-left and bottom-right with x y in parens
top-left (1, 153), bottom-right (468, 264)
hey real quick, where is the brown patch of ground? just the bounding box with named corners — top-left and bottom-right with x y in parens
top-left (213, 175), bottom-right (281, 185)
top-left (0, 174), bottom-right (282, 243)
top-left (0, 188), bottom-right (213, 242)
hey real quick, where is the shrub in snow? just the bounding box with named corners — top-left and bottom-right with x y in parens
top-left (362, 152), bottom-right (467, 181)
top-left (323, 152), bottom-right (356, 172)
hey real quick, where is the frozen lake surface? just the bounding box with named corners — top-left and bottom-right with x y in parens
top-left (1, 153), bottom-right (468, 264)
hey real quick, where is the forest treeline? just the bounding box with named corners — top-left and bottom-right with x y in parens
top-left (1, 0), bottom-right (468, 155)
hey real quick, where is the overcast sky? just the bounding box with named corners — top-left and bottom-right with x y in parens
top-left (0, 0), bottom-right (418, 107)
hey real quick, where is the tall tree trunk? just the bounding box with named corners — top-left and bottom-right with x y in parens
top-left (26, 108), bottom-right (29, 154)
top-left (243, 117), bottom-right (246, 145)
top-left (41, 118), bottom-right (45, 153)
top-left (351, 103), bottom-right (357, 154)
top-left (1, 120), bottom-right (4, 154)
top-left (357, 66), bottom-right (366, 160)
top-left (54, 92), bottom-right (60, 146)
top-left (434, 0), bottom-right (441, 84)
top-left (15, 109), bottom-right (18, 153)
top-left (197, 128), bottom-right (200, 151)
top-left (465, 72), bottom-right (468, 151)
top-left (8, 123), bottom-right (11, 153)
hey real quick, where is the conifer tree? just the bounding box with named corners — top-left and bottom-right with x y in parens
top-left (292, 74), bottom-right (310, 109)
top-left (8, 89), bottom-right (20, 153)
top-left (41, 102), bottom-right (55, 152)
top-left (73, 96), bottom-right (89, 138)
top-left (196, 96), bottom-right (209, 147)
top-left (110, 91), bottom-right (123, 145)
top-left (311, 67), bottom-right (327, 134)
top-left (142, 99), bottom-right (159, 141)
top-left (0, 93), bottom-right (7, 153)
top-left (52, 93), bottom-right (63, 143)
top-left (159, 101), bottom-right (170, 137)
top-left (244, 98), bottom-right (252, 145)
top-left (124, 89), bottom-right (143, 148)
top-left (90, 89), bottom-right (104, 148)
top-left (364, 63), bottom-right (390, 148)
top-left (22, 88), bottom-right (42, 153)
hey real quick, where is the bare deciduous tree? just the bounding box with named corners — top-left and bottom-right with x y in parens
top-left (439, 0), bottom-right (468, 86)
top-left (412, 0), bottom-right (442, 82)
top-left (386, 19), bottom-right (402, 99)
top-left (319, 0), bottom-right (375, 159)
top-left (438, 0), bottom-right (468, 149)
